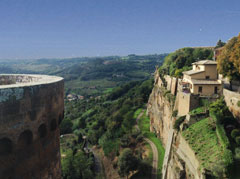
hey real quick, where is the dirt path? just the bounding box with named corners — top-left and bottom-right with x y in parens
top-left (136, 110), bottom-right (158, 179)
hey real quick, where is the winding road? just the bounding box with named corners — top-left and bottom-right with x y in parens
top-left (136, 110), bottom-right (158, 179)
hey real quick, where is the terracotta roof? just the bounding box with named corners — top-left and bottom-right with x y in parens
top-left (191, 79), bottom-right (222, 85)
top-left (192, 60), bottom-right (217, 65)
top-left (183, 70), bottom-right (204, 75)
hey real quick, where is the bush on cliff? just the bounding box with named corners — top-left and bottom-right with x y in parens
top-left (173, 116), bottom-right (185, 130)
top-left (235, 136), bottom-right (240, 146)
top-left (118, 148), bottom-right (139, 178)
top-left (231, 129), bottom-right (240, 139)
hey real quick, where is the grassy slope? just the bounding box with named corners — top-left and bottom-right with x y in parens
top-left (136, 109), bottom-right (165, 178)
top-left (182, 118), bottom-right (224, 170)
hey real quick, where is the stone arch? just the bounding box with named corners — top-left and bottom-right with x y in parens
top-left (0, 138), bottom-right (12, 155)
top-left (38, 124), bottom-right (47, 138)
top-left (50, 119), bottom-right (57, 131)
top-left (18, 130), bottom-right (33, 148)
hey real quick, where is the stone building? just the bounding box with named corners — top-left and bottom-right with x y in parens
top-left (0, 74), bottom-right (64, 179)
top-left (181, 60), bottom-right (223, 96)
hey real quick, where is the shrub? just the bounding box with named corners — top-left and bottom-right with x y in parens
top-left (238, 101), bottom-right (240, 107)
top-left (216, 123), bottom-right (230, 148)
top-left (235, 136), bottom-right (240, 146)
top-left (131, 129), bottom-right (141, 139)
top-left (136, 134), bottom-right (144, 143)
top-left (174, 116), bottom-right (186, 130)
top-left (172, 110), bottom-right (178, 117)
top-left (163, 90), bottom-right (171, 97)
top-left (231, 129), bottom-right (240, 139)
top-left (234, 147), bottom-right (240, 160)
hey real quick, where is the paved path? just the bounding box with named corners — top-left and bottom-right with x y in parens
top-left (136, 110), bottom-right (158, 179)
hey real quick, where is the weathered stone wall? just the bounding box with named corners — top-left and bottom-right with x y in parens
top-left (147, 73), bottom-right (174, 146)
top-left (0, 74), bottom-right (64, 179)
top-left (177, 92), bottom-right (199, 116)
top-left (223, 89), bottom-right (240, 121)
top-left (166, 133), bottom-right (204, 179)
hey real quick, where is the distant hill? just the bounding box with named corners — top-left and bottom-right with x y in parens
top-left (0, 54), bottom-right (167, 96)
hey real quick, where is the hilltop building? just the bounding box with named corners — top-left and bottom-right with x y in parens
top-left (181, 60), bottom-right (223, 96)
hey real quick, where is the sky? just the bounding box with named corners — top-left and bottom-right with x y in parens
top-left (0, 0), bottom-right (239, 59)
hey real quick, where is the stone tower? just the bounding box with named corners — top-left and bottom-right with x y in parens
top-left (0, 74), bottom-right (64, 179)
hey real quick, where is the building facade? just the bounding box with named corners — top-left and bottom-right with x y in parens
top-left (181, 60), bottom-right (223, 96)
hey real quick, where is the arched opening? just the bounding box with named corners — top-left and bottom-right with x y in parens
top-left (18, 130), bottom-right (33, 148)
top-left (0, 138), bottom-right (12, 155)
top-left (58, 115), bottom-right (62, 125)
top-left (50, 119), bottom-right (57, 131)
top-left (38, 124), bottom-right (47, 138)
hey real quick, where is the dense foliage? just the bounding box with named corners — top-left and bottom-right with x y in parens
top-left (62, 79), bottom-right (154, 150)
top-left (217, 34), bottom-right (240, 88)
top-left (159, 47), bottom-right (213, 77)
top-left (117, 148), bottom-right (139, 178)
top-left (62, 150), bottom-right (94, 179)
top-left (60, 79), bottom-right (155, 178)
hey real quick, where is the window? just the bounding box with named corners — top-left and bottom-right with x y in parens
top-left (198, 86), bottom-right (202, 93)
top-left (18, 130), bottom-right (33, 148)
top-left (206, 76), bottom-right (210, 79)
top-left (214, 87), bottom-right (218, 94)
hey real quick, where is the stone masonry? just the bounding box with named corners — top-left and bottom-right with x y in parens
top-left (0, 74), bottom-right (64, 179)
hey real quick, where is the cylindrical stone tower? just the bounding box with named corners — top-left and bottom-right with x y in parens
top-left (0, 74), bottom-right (64, 179)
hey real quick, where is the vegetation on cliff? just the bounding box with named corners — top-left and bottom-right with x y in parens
top-left (182, 98), bottom-right (240, 178)
top-left (159, 47), bottom-right (213, 77)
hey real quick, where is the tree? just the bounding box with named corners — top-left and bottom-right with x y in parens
top-left (230, 34), bottom-right (240, 75)
top-left (217, 35), bottom-right (240, 90)
top-left (61, 150), bottom-right (94, 179)
top-left (215, 39), bottom-right (226, 48)
top-left (60, 118), bottom-right (73, 135)
top-left (118, 148), bottom-right (139, 178)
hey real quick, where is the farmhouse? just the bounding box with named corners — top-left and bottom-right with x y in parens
top-left (181, 60), bottom-right (223, 96)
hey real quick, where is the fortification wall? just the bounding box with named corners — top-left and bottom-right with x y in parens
top-left (0, 74), bottom-right (64, 179)
top-left (223, 89), bottom-right (240, 121)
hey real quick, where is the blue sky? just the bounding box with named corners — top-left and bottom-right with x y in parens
top-left (0, 0), bottom-right (239, 59)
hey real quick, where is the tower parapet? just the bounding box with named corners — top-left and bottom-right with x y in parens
top-left (0, 74), bottom-right (64, 179)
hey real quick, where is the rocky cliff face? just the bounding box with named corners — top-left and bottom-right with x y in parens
top-left (147, 71), bottom-right (174, 146)
top-left (147, 71), bottom-right (205, 179)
